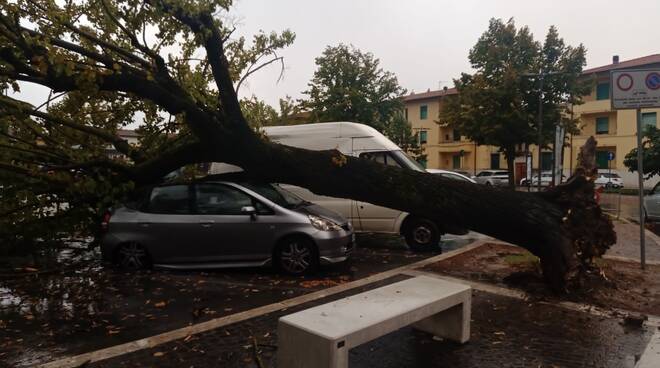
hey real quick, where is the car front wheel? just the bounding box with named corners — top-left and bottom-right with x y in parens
top-left (275, 237), bottom-right (318, 275)
top-left (404, 218), bottom-right (440, 252)
top-left (116, 242), bottom-right (151, 270)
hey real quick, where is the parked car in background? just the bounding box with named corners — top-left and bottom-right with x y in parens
top-left (644, 182), bottom-right (660, 222)
top-left (594, 172), bottom-right (624, 189)
top-left (520, 172), bottom-right (567, 187)
top-left (101, 180), bottom-right (354, 275)
top-left (211, 122), bottom-right (464, 252)
top-left (472, 170), bottom-right (509, 186)
top-left (426, 169), bottom-right (477, 183)
top-left (450, 170), bottom-right (471, 177)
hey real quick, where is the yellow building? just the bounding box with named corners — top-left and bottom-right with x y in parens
top-left (404, 54), bottom-right (660, 187)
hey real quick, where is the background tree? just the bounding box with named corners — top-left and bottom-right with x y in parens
top-left (440, 19), bottom-right (588, 188)
top-left (240, 95), bottom-right (278, 128)
top-left (624, 126), bottom-right (660, 180)
top-left (302, 44), bottom-right (422, 156)
top-left (0, 1), bottom-right (614, 290)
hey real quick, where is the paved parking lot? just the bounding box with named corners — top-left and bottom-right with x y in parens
top-left (0, 233), bottom-right (480, 368)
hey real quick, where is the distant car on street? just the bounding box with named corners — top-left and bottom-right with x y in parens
top-left (644, 182), bottom-right (660, 222)
top-left (100, 180), bottom-right (354, 275)
top-left (426, 169), bottom-right (477, 183)
top-left (472, 170), bottom-right (509, 186)
top-left (520, 171), bottom-right (567, 187)
top-left (594, 172), bottom-right (624, 189)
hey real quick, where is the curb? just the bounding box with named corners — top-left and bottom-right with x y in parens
top-left (403, 269), bottom-right (660, 328)
top-left (39, 239), bottom-right (489, 368)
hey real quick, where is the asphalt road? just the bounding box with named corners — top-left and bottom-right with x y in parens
top-left (0, 232), bottom-right (481, 368)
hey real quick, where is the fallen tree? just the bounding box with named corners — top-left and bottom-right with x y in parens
top-left (0, 0), bottom-right (614, 290)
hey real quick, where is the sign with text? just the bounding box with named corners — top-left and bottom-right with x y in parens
top-left (611, 69), bottom-right (660, 109)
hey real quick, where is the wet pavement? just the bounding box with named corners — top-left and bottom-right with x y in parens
top-left (0, 232), bottom-right (478, 367)
top-left (87, 289), bottom-right (654, 368)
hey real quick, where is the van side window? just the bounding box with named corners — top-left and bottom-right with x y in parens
top-left (360, 152), bottom-right (402, 168)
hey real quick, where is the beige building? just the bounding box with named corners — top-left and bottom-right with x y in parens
top-left (404, 54), bottom-right (660, 187)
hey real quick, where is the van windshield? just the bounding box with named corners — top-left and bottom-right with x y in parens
top-left (390, 150), bottom-right (426, 171)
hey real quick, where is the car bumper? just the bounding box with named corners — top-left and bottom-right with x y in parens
top-left (316, 231), bottom-right (355, 265)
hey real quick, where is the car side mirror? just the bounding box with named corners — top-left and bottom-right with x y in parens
top-left (241, 206), bottom-right (257, 220)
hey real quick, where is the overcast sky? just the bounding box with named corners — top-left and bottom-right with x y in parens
top-left (229, 0), bottom-right (660, 107)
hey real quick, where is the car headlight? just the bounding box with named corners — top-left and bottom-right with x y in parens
top-left (308, 215), bottom-right (342, 231)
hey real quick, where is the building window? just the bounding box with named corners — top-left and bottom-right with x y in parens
top-left (453, 129), bottom-right (460, 141)
top-left (452, 155), bottom-right (461, 169)
top-left (420, 105), bottom-right (428, 120)
top-left (642, 112), bottom-right (657, 132)
top-left (419, 130), bottom-right (428, 144)
top-left (596, 117), bottom-right (609, 134)
top-left (490, 153), bottom-right (500, 169)
top-left (541, 152), bottom-right (553, 171)
top-left (596, 82), bottom-right (610, 100)
top-left (404, 108), bottom-right (408, 121)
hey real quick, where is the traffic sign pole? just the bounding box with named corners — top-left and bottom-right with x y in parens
top-left (611, 69), bottom-right (659, 271)
top-left (636, 108), bottom-right (646, 270)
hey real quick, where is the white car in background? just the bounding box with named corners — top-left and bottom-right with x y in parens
top-left (594, 172), bottom-right (624, 189)
top-left (472, 170), bottom-right (509, 186)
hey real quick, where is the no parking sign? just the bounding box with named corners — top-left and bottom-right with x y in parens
top-left (611, 69), bottom-right (660, 109)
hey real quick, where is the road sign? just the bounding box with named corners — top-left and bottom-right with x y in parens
top-left (611, 69), bottom-right (660, 109)
top-left (607, 151), bottom-right (615, 161)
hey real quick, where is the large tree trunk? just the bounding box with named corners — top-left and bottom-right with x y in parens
top-left (198, 128), bottom-right (614, 291)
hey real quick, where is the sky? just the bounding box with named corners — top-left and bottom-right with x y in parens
top-left (228, 0), bottom-right (660, 108)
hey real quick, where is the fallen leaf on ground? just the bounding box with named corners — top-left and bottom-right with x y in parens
top-left (153, 351), bottom-right (165, 357)
top-left (154, 301), bottom-right (167, 308)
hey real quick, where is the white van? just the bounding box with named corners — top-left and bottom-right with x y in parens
top-left (210, 122), bottom-right (441, 251)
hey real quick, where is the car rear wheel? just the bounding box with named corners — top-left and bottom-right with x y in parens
top-left (404, 218), bottom-right (440, 252)
top-left (275, 237), bottom-right (318, 275)
top-left (116, 242), bottom-right (151, 270)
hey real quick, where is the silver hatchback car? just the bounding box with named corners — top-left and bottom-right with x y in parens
top-left (100, 181), bottom-right (354, 275)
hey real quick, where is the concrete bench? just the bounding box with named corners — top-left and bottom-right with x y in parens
top-left (277, 275), bottom-right (471, 368)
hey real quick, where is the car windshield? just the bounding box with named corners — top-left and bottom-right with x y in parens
top-left (240, 182), bottom-right (305, 209)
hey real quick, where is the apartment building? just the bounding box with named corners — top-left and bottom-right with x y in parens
top-left (403, 54), bottom-right (660, 187)
top-left (403, 88), bottom-right (505, 175)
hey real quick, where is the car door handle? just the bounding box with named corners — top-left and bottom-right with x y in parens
top-left (138, 222), bottom-right (151, 227)
top-left (199, 220), bottom-right (214, 227)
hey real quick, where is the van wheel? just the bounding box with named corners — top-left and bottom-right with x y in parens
top-left (116, 242), bottom-right (151, 270)
top-left (275, 237), bottom-right (318, 275)
top-left (404, 218), bottom-right (440, 252)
